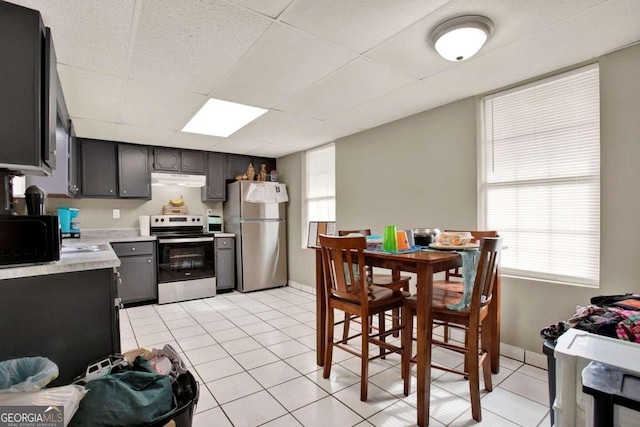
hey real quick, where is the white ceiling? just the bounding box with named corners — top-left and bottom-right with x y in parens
top-left (8, 0), bottom-right (640, 158)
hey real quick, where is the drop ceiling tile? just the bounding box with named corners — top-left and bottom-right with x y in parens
top-left (278, 58), bottom-right (414, 120)
top-left (280, 0), bottom-right (449, 53)
top-left (421, 0), bottom-right (640, 100)
top-left (211, 139), bottom-right (269, 154)
top-left (114, 124), bottom-right (175, 146)
top-left (119, 80), bottom-right (207, 131)
top-left (70, 118), bottom-right (117, 141)
top-left (169, 132), bottom-right (226, 151)
top-left (228, 110), bottom-right (322, 143)
top-left (328, 81), bottom-right (465, 130)
top-left (57, 65), bottom-right (124, 122)
top-left (129, 0), bottom-right (272, 94)
top-left (521, 0), bottom-right (640, 67)
top-left (366, 0), bottom-right (606, 79)
top-left (212, 23), bottom-right (356, 108)
top-left (248, 143), bottom-right (295, 158)
top-left (9, 0), bottom-right (136, 76)
top-left (228, 0), bottom-right (294, 18)
top-left (277, 121), bottom-right (362, 148)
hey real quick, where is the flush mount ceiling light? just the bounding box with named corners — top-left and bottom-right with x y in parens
top-left (429, 15), bottom-right (494, 62)
top-left (182, 98), bottom-right (268, 138)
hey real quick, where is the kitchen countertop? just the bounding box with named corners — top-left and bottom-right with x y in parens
top-left (0, 229), bottom-right (155, 281)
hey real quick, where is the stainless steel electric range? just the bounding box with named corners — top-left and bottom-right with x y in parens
top-left (151, 214), bottom-right (215, 304)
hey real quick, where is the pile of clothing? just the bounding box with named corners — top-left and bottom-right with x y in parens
top-left (541, 294), bottom-right (640, 343)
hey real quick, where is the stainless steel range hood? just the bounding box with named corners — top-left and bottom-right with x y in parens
top-left (151, 172), bottom-right (206, 187)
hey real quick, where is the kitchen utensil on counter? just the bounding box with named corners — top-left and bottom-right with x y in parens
top-left (383, 225), bottom-right (398, 252)
top-left (25, 185), bottom-right (47, 215)
top-left (413, 228), bottom-right (441, 246)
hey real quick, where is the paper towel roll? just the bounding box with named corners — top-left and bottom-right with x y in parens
top-left (139, 215), bottom-right (150, 236)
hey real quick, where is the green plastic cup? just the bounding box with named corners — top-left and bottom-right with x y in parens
top-left (383, 225), bottom-right (398, 252)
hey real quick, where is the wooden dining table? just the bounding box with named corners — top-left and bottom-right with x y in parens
top-left (313, 246), bottom-right (502, 426)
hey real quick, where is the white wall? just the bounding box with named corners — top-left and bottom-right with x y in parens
top-left (278, 43), bottom-right (640, 352)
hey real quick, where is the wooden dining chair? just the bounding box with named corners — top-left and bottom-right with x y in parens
top-left (401, 237), bottom-right (503, 422)
top-left (319, 234), bottom-right (408, 401)
top-left (438, 230), bottom-right (499, 342)
top-left (338, 229), bottom-right (411, 340)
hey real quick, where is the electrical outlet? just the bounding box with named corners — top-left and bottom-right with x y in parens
top-left (206, 209), bottom-right (213, 216)
top-left (113, 209), bottom-right (120, 219)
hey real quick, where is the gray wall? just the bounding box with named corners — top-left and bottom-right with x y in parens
top-left (278, 43), bottom-right (640, 352)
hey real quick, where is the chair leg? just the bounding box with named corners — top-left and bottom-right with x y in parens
top-left (342, 314), bottom-right (351, 342)
top-left (402, 305), bottom-right (413, 396)
top-left (323, 308), bottom-right (335, 379)
top-left (361, 313), bottom-right (370, 401)
top-left (392, 307), bottom-right (400, 338)
top-left (379, 312), bottom-right (386, 358)
top-left (443, 323), bottom-right (449, 343)
top-left (481, 318), bottom-right (493, 392)
top-left (468, 325), bottom-right (482, 422)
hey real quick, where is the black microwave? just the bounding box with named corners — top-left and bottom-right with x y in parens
top-left (0, 215), bottom-right (61, 267)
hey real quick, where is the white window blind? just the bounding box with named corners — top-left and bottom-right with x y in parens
top-left (306, 144), bottom-right (335, 223)
top-left (481, 64), bottom-right (600, 286)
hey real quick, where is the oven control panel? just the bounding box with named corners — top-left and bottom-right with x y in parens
top-left (151, 215), bottom-right (203, 226)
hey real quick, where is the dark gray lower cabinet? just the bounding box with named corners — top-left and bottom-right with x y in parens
top-left (215, 236), bottom-right (235, 291)
top-left (0, 268), bottom-right (120, 386)
top-left (112, 241), bottom-right (157, 304)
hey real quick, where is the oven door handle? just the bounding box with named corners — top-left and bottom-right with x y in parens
top-left (158, 237), bottom-right (214, 244)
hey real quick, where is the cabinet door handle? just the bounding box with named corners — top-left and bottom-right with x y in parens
top-left (109, 189), bottom-right (114, 193)
top-left (131, 247), bottom-right (136, 251)
top-left (123, 190), bottom-right (127, 194)
top-left (147, 259), bottom-right (151, 263)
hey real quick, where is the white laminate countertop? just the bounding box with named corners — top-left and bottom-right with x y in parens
top-left (0, 229), bottom-right (156, 281)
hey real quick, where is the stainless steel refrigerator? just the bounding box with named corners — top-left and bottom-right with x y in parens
top-left (223, 181), bottom-right (287, 292)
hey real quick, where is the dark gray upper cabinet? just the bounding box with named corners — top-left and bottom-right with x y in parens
top-left (153, 148), bottom-right (205, 174)
top-left (153, 148), bottom-right (180, 172)
top-left (68, 123), bottom-right (81, 196)
top-left (226, 154), bottom-right (276, 181)
top-left (80, 139), bottom-right (117, 197)
top-left (0, 2), bottom-right (56, 175)
top-left (226, 154), bottom-right (253, 180)
top-left (118, 144), bottom-right (150, 198)
top-left (253, 157), bottom-right (277, 180)
top-left (25, 72), bottom-right (74, 197)
top-left (202, 153), bottom-right (226, 201)
top-left (181, 150), bottom-right (206, 174)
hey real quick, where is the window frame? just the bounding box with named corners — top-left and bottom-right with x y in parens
top-left (303, 143), bottom-right (336, 248)
top-left (478, 64), bottom-right (601, 287)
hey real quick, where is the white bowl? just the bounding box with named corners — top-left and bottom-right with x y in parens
top-left (437, 232), bottom-right (473, 246)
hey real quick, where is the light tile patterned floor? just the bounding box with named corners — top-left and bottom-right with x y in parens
top-left (120, 287), bottom-right (551, 427)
